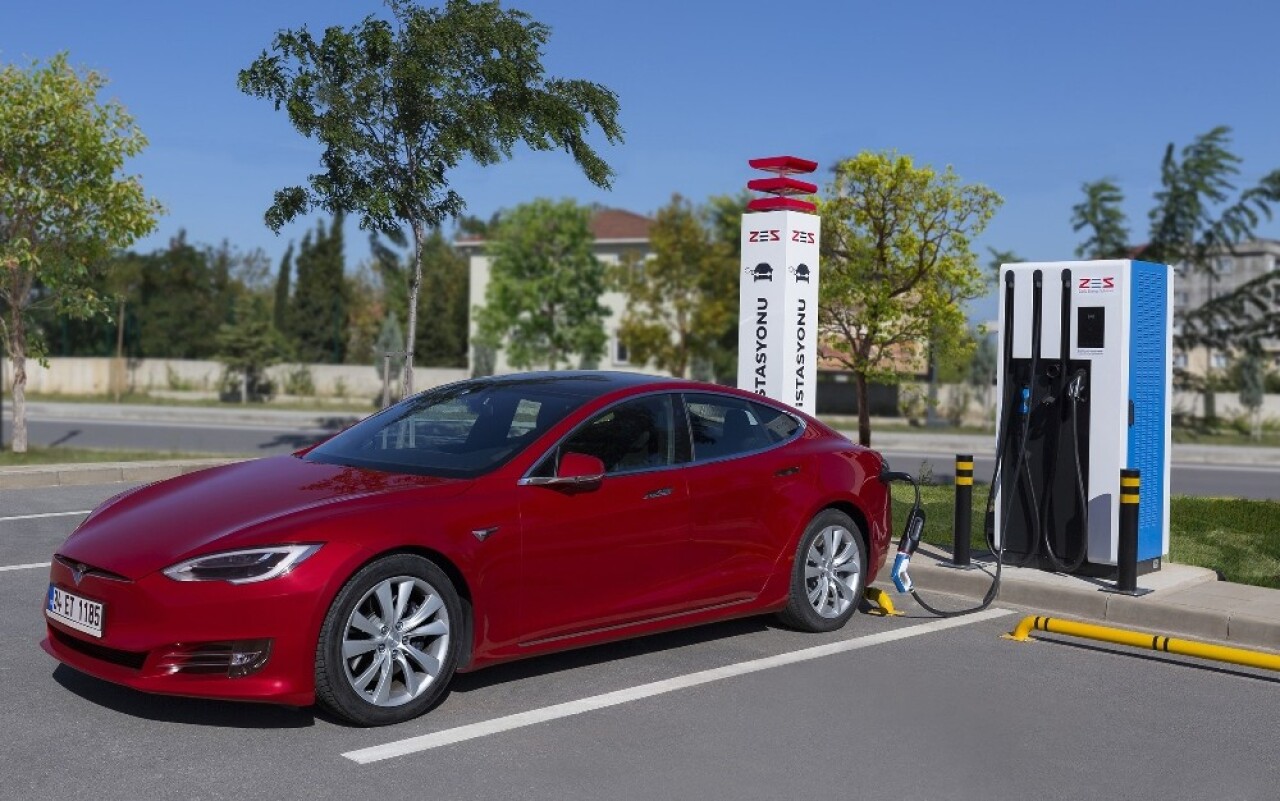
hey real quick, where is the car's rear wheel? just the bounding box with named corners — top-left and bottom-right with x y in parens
top-left (777, 510), bottom-right (866, 632)
top-left (315, 554), bottom-right (460, 726)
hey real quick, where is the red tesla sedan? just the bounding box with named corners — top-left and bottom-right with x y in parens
top-left (42, 372), bottom-right (892, 725)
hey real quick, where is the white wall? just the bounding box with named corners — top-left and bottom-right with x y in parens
top-left (2, 357), bottom-right (467, 398)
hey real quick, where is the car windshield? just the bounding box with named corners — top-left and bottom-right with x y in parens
top-left (302, 379), bottom-right (590, 478)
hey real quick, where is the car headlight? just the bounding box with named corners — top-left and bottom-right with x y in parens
top-left (163, 545), bottom-right (321, 584)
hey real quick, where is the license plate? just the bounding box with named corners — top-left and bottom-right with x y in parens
top-left (46, 585), bottom-right (105, 638)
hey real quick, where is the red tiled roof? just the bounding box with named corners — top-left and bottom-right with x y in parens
top-left (589, 208), bottom-right (652, 240)
top-left (454, 207), bottom-right (653, 245)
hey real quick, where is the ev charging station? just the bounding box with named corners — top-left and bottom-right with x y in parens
top-left (738, 156), bottom-right (820, 416)
top-left (994, 260), bottom-right (1173, 575)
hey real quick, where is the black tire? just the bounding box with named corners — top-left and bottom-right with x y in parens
top-left (315, 553), bottom-right (462, 726)
top-left (776, 509), bottom-right (867, 633)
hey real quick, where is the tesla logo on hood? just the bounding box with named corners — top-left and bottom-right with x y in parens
top-left (71, 563), bottom-right (88, 586)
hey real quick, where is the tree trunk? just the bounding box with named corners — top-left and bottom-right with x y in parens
top-left (403, 220), bottom-right (426, 396)
top-left (855, 371), bottom-right (871, 447)
top-left (10, 303), bottom-right (28, 453)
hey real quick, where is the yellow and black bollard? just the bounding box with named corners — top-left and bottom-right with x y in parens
top-left (1113, 468), bottom-right (1150, 596)
top-left (952, 454), bottom-right (973, 568)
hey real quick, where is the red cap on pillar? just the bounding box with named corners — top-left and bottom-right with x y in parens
top-left (747, 156), bottom-right (817, 212)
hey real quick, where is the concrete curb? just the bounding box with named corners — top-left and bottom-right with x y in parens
top-left (0, 459), bottom-right (245, 490)
top-left (879, 544), bottom-right (1280, 655)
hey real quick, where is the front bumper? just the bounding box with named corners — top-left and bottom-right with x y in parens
top-left (40, 556), bottom-right (331, 706)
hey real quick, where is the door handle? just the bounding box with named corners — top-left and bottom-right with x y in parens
top-left (775, 466), bottom-right (801, 477)
top-left (643, 487), bottom-right (673, 500)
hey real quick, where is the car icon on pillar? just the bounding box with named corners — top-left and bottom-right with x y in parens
top-left (791, 263), bottom-right (810, 283)
top-left (752, 263), bottom-right (773, 282)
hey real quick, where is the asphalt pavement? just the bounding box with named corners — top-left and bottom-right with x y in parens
top-left (2, 482), bottom-right (1278, 800)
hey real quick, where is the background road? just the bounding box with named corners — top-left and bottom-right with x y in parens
top-left (2, 482), bottom-right (1278, 801)
top-left (3, 412), bottom-right (1276, 499)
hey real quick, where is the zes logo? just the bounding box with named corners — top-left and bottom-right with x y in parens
top-left (791, 230), bottom-right (815, 244)
top-left (1078, 277), bottom-right (1116, 291)
top-left (748, 229), bottom-right (781, 243)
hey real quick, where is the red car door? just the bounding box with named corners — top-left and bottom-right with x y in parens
top-left (516, 394), bottom-right (695, 644)
top-left (679, 393), bottom-right (809, 602)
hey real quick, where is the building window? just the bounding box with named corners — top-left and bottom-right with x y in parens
top-left (613, 338), bottom-right (630, 365)
top-left (1217, 256), bottom-right (1234, 275)
top-left (1174, 291), bottom-right (1189, 308)
top-left (1211, 352), bottom-right (1229, 369)
top-left (1173, 352), bottom-right (1188, 369)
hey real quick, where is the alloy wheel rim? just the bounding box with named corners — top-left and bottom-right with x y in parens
top-left (804, 525), bottom-right (860, 618)
top-left (341, 575), bottom-right (451, 707)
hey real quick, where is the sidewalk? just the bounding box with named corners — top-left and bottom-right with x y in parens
top-left (11, 401), bottom-right (366, 429)
top-left (877, 542), bottom-right (1280, 655)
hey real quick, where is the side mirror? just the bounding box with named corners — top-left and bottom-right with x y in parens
top-left (558, 452), bottom-right (605, 483)
top-left (519, 452), bottom-right (605, 489)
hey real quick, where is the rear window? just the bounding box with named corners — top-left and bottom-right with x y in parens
top-left (303, 381), bottom-right (587, 477)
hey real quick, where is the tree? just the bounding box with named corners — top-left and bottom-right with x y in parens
top-left (1070, 179), bottom-right (1129, 259)
top-left (985, 247), bottom-right (1021, 285)
top-left (134, 233), bottom-right (238, 360)
top-left (215, 296), bottom-right (291, 403)
top-left (289, 214), bottom-right (347, 363)
top-left (273, 243), bottom-right (293, 333)
top-left (817, 152), bottom-right (1001, 446)
top-left (474, 199), bottom-right (608, 370)
top-left (238, 0), bottom-right (623, 394)
top-left (370, 226), bottom-right (468, 367)
top-left (1237, 344), bottom-right (1265, 442)
top-left (1071, 127), bottom-right (1280, 412)
top-left (0, 54), bottom-right (162, 451)
top-left (617, 195), bottom-right (737, 378)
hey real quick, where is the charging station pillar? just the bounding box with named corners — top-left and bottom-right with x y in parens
top-left (994, 260), bottom-right (1172, 574)
top-left (738, 156), bottom-right (820, 415)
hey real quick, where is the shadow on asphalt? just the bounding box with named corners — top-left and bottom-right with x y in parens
top-left (52, 665), bottom-right (317, 729)
top-left (1035, 635), bottom-right (1280, 684)
top-left (448, 616), bottom-right (776, 694)
top-left (257, 418), bottom-right (354, 451)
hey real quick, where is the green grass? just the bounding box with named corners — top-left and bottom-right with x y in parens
top-left (889, 483), bottom-right (1280, 589)
top-left (0, 447), bottom-right (237, 467)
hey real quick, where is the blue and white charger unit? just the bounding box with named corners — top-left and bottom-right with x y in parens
top-left (994, 260), bottom-right (1172, 570)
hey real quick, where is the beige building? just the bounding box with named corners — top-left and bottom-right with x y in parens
top-left (459, 208), bottom-right (655, 376)
top-left (1172, 239), bottom-right (1280, 375)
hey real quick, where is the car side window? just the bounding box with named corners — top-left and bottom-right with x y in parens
top-left (547, 394), bottom-right (678, 476)
top-left (685, 394), bottom-right (800, 462)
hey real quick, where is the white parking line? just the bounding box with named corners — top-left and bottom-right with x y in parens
top-left (343, 607), bottom-right (1014, 765)
top-left (0, 562), bottom-right (50, 572)
top-left (0, 511), bottom-right (91, 523)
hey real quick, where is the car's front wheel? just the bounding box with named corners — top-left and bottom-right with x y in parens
top-left (777, 509), bottom-right (867, 633)
top-left (315, 553), bottom-right (461, 726)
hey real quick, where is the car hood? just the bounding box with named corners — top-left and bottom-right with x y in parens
top-left (59, 455), bottom-right (470, 579)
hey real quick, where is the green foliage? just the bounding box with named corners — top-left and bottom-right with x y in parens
top-left (238, 0), bottom-right (623, 392)
top-left (370, 226), bottom-right (468, 367)
top-left (0, 53), bottom-right (162, 449)
top-left (273, 244), bottom-right (293, 334)
top-left (373, 313), bottom-right (405, 380)
top-left (985, 247), bottom-right (1020, 286)
top-left (967, 332), bottom-right (998, 391)
top-left (817, 151), bottom-right (1001, 445)
top-left (282, 365), bottom-right (316, 396)
top-left (134, 233), bottom-right (239, 359)
top-left (617, 194), bottom-right (737, 379)
top-left (475, 199), bottom-right (609, 370)
top-left (288, 214), bottom-right (347, 363)
top-left (1075, 127), bottom-right (1280, 352)
top-left (1070, 179), bottom-right (1129, 259)
top-left (215, 296), bottom-right (291, 402)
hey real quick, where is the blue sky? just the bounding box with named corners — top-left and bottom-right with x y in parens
top-left (4, 1), bottom-right (1278, 320)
